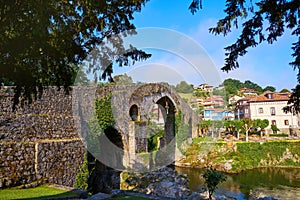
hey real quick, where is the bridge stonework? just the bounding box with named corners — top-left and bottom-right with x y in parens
top-left (0, 87), bottom-right (85, 188)
top-left (1, 83), bottom-right (199, 190)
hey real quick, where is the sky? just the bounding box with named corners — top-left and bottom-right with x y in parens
top-left (112, 0), bottom-right (298, 91)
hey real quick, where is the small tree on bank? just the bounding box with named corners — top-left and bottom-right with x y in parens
top-left (202, 167), bottom-right (227, 200)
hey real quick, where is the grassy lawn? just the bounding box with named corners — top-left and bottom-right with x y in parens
top-left (0, 185), bottom-right (78, 200)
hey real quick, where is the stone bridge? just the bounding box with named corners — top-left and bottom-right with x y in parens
top-left (72, 82), bottom-right (199, 193)
top-left (0, 83), bottom-right (199, 192)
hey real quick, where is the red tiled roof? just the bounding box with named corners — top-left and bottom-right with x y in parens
top-left (238, 88), bottom-right (258, 93)
top-left (248, 91), bottom-right (290, 102)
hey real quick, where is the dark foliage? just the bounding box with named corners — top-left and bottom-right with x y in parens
top-left (0, 0), bottom-right (151, 109)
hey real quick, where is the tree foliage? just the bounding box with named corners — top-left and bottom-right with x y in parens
top-left (190, 0), bottom-right (300, 113)
top-left (253, 119), bottom-right (269, 137)
top-left (263, 86), bottom-right (276, 92)
top-left (0, 0), bottom-right (150, 109)
top-left (193, 89), bottom-right (209, 98)
top-left (113, 73), bottom-right (134, 85)
top-left (280, 88), bottom-right (291, 93)
top-left (175, 81), bottom-right (194, 93)
top-left (202, 167), bottom-right (227, 200)
top-left (244, 80), bottom-right (263, 94)
top-left (94, 95), bottom-right (115, 130)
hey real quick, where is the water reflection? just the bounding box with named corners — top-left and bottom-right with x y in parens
top-left (176, 167), bottom-right (300, 200)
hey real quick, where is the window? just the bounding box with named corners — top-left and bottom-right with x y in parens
top-left (258, 108), bottom-right (263, 114)
top-left (270, 107), bottom-right (276, 116)
top-left (267, 93), bottom-right (273, 99)
top-left (272, 120), bottom-right (276, 125)
top-left (245, 108), bottom-right (249, 114)
top-left (284, 120), bottom-right (289, 125)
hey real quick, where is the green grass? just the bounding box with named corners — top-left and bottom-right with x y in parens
top-left (0, 185), bottom-right (78, 200)
top-left (178, 93), bottom-right (194, 100)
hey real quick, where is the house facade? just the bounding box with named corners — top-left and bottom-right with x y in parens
top-left (204, 109), bottom-right (234, 121)
top-left (229, 95), bottom-right (244, 105)
top-left (194, 83), bottom-right (214, 93)
top-left (235, 91), bottom-right (299, 134)
top-left (202, 95), bottom-right (224, 107)
top-left (238, 88), bottom-right (258, 96)
top-left (249, 92), bottom-right (298, 133)
top-left (235, 97), bottom-right (251, 119)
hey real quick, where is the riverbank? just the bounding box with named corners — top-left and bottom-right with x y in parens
top-left (176, 138), bottom-right (300, 173)
top-left (176, 166), bottom-right (300, 200)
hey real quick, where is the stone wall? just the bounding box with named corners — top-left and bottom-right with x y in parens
top-left (0, 87), bottom-right (85, 188)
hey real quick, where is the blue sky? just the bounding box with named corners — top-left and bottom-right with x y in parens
top-left (113, 0), bottom-right (298, 91)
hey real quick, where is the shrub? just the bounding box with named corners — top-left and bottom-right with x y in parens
top-left (269, 133), bottom-right (288, 137)
top-left (202, 167), bottom-right (227, 200)
top-left (74, 155), bottom-right (89, 190)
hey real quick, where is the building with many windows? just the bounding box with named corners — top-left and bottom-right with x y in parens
top-left (235, 91), bottom-right (299, 134)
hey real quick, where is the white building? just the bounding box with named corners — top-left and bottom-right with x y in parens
top-left (229, 95), bottom-right (244, 105)
top-left (249, 91), bottom-right (298, 134)
top-left (194, 83), bottom-right (214, 93)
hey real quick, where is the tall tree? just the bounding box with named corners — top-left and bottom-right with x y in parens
top-left (189, 0), bottom-right (300, 113)
top-left (0, 0), bottom-right (150, 109)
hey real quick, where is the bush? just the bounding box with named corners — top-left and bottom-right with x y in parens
top-left (271, 124), bottom-right (280, 133)
top-left (74, 155), bottom-right (89, 190)
top-left (202, 167), bottom-right (227, 200)
top-left (269, 133), bottom-right (288, 137)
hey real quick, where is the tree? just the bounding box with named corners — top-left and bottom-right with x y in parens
top-left (175, 81), bottom-right (194, 93)
top-left (241, 118), bottom-right (253, 142)
top-left (189, 0), bottom-right (300, 113)
top-left (223, 78), bottom-right (242, 101)
top-left (280, 88), bottom-right (291, 93)
top-left (75, 67), bottom-right (90, 86)
top-left (244, 80), bottom-right (263, 94)
top-left (253, 119), bottom-right (269, 137)
top-left (0, 0), bottom-right (150, 109)
top-left (113, 74), bottom-right (133, 85)
top-left (199, 120), bottom-right (211, 136)
top-left (224, 119), bottom-right (243, 139)
top-left (210, 120), bottom-right (223, 138)
top-left (193, 89), bottom-right (209, 98)
top-left (202, 167), bottom-right (227, 200)
top-left (263, 86), bottom-right (276, 92)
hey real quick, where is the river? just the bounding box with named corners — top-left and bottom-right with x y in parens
top-left (175, 167), bottom-right (300, 200)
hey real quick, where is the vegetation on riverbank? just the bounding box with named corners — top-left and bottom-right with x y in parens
top-left (179, 139), bottom-right (300, 173)
top-left (0, 185), bottom-right (78, 200)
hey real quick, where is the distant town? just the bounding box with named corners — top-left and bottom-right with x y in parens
top-left (174, 79), bottom-right (298, 136)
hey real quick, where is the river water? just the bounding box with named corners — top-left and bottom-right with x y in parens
top-left (175, 167), bottom-right (300, 200)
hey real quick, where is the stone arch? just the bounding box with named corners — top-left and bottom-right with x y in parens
top-left (155, 96), bottom-right (176, 149)
top-left (88, 126), bottom-right (125, 194)
top-left (129, 104), bottom-right (139, 121)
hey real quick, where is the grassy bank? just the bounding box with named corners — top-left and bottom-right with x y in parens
top-left (180, 139), bottom-right (300, 173)
top-left (0, 185), bottom-right (78, 200)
